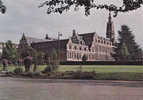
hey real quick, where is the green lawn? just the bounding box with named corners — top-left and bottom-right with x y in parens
top-left (58, 65), bottom-right (143, 73)
top-left (0, 65), bottom-right (143, 73)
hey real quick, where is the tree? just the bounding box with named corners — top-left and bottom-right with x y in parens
top-left (43, 49), bottom-right (59, 73)
top-left (50, 49), bottom-right (59, 71)
top-left (82, 54), bottom-right (88, 62)
top-left (39, 0), bottom-right (143, 17)
top-left (112, 25), bottom-right (142, 61)
top-left (2, 40), bottom-right (17, 64)
top-left (33, 50), bottom-right (45, 72)
top-left (120, 42), bottom-right (130, 61)
top-left (18, 34), bottom-right (35, 59)
top-left (0, 0), bottom-right (6, 14)
top-left (24, 56), bottom-right (32, 72)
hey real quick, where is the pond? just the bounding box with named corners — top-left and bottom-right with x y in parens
top-left (0, 78), bottom-right (143, 100)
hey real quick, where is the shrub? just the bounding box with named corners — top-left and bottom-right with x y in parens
top-left (72, 72), bottom-right (96, 79)
top-left (14, 67), bottom-right (23, 74)
top-left (95, 72), bottom-right (143, 81)
top-left (32, 71), bottom-right (41, 76)
top-left (42, 64), bottom-right (52, 73)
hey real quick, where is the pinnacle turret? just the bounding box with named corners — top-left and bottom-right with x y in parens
top-left (106, 12), bottom-right (115, 43)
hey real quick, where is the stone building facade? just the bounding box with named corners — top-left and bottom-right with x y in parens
top-left (19, 13), bottom-right (115, 62)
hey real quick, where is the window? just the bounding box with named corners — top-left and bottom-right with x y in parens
top-left (74, 46), bottom-right (77, 50)
top-left (79, 46), bottom-right (82, 50)
top-left (69, 45), bottom-right (72, 49)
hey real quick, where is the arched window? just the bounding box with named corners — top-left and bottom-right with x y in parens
top-left (74, 46), bottom-right (77, 50)
top-left (79, 46), bottom-right (82, 50)
top-left (69, 45), bottom-right (72, 49)
top-left (84, 47), bottom-right (86, 51)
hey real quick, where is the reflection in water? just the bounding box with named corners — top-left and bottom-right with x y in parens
top-left (0, 78), bottom-right (143, 100)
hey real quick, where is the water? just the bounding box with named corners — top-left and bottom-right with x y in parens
top-left (0, 78), bottom-right (143, 100)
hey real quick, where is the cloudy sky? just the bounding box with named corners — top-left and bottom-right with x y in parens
top-left (0, 0), bottom-right (143, 47)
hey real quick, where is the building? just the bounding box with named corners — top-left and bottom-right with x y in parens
top-left (19, 13), bottom-right (115, 62)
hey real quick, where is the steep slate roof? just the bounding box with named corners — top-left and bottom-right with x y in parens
top-left (25, 36), bottom-right (51, 45)
top-left (79, 32), bottom-right (95, 47)
top-left (32, 39), bottom-right (69, 50)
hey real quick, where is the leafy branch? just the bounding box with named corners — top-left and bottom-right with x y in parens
top-left (0, 0), bottom-right (6, 14)
top-left (39, 0), bottom-right (143, 17)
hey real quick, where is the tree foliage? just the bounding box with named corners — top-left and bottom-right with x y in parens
top-left (120, 42), bottom-right (130, 60)
top-left (112, 25), bottom-right (142, 61)
top-left (39, 0), bottom-right (143, 17)
top-left (43, 49), bottom-right (59, 73)
top-left (0, 0), bottom-right (6, 14)
top-left (33, 50), bottom-right (45, 72)
top-left (50, 49), bottom-right (59, 70)
top-left (2, 40), bottom-right (17, 64)
top-left (82, 54), bottom-right (88, 62)
top-left (18, 34), bottom-right (35, 59)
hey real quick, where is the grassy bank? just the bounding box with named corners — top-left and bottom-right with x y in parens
top-left (0, 65), bottom-right (143, 80)
top-left (58, 65), bottom-right (143, 73)
top-left (0, 65), bottom-right (143, 73)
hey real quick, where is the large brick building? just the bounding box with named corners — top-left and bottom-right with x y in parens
top-left (19, 13), bottom-right (115, 62)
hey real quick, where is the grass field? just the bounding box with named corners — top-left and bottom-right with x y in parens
top-left (0, 65), bottom-right (143, 73)
top-left (58, 65), bottom-right (143, 73)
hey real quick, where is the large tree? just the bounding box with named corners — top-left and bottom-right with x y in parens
top-left (18, 34), bottom-right (35, 58)
top-left (2, 40), bottom-right (17, 64)
top-left (112, 25), bottom-right (142, 61)
top-left (39, 0), bottom-right (143, 17)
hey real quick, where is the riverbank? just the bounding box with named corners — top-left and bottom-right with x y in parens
top-left (0, 65), bottom-right (143, 81)
top-left (1, 71), bottom-right (143, 81)
top-left (0, 65), bottom-right (143, 73)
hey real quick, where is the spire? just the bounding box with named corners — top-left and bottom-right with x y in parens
top-left (19, 33), bottom-right (28, 46)
top-left (21, 33), bottom-right (26, 41)
top-left (109, 11), bottom-right (112, 22)
top-left (72, 29), bottom-right (77, 36)
top-left (45, 34), bottom-right (49, 39)
top-left (106, 12), bottom-right (115, 43)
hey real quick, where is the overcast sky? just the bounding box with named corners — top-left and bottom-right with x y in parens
top-left (0, 0), bottom-right (143, 48)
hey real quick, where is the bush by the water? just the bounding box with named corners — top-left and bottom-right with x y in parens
top-left (69, 71), bottom-right (96, 79)
top-left (95, 72), bottom-right (143, 81)
top-left (22, 72), bottom-right (41, 77)
top-left (42, 65), bottom-right (53, 73)
top-left (14, 68), bottom-right (23, 74)
top-left (32, 71), bottom-right (41, 76)
top-left (45, 71), bottom-right (96, 79)
top-left (42, 64), bottom-right (59, 73)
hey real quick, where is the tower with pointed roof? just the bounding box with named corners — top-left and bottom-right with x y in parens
top-left (19, 33), bottom-right (29, 47)
top-left (106, 12), bottom-right (115, 44)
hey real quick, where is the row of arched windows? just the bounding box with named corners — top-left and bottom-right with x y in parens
top-left (68, 45), bottom-right (88, 51)
top-left (95, 37), bottom-right (112, 46)
top-left (67, 51), bottom-right (82, 60)
top-left (90, 46), bottom-right (112, 54)
top-left (67, 50), bottom-right (112, 61)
